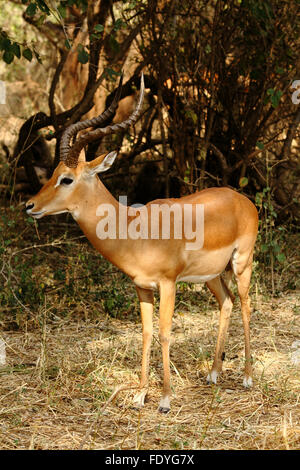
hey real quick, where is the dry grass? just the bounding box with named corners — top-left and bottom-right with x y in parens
top-left (0, 288), bottom-right (299, 450)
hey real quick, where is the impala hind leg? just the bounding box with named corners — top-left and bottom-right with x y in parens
top-left (206, 273), bottom-right (234, 384)
top-left (158, 280), bottom-right (176, 413)
top-left (235, 257), bottom-right (254, 388)
top-left (133, 287), bottom-right (154, 408)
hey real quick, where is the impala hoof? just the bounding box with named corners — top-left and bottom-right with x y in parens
top-left (132, 390), bottom-right (147, 409)
top-left (206, 370), bottom-right (218, 385)
top-left (158, 396), bottom-right (170, 413)
top-left (243, 376), bottom-right (253, 388)
top-left (158, 406), bottom-right (170, 414)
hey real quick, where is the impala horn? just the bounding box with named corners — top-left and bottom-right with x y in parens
top-left (60, 73), bottom-right (145, 168)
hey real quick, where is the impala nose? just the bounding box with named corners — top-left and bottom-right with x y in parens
top-left (26, 202), bottom-right (34, 212)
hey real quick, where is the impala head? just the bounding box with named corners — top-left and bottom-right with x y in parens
top-left (26, 74), bottom-right (145, 219)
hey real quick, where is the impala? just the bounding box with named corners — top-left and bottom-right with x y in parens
top-left (26, 74), bottom-right (258, 413)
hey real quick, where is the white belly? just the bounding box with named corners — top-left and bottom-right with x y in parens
top-left (176, 274), bottom-right (220, 283)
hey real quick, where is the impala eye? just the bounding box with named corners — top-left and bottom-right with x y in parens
top-left (60, 177), bottom-right (73, 185)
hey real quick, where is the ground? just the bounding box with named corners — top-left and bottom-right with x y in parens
top-left (0, 283), bottom-right (299, 449)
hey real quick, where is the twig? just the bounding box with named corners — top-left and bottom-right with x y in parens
top-left (9, 236), bottom-right (86, 259)
top-left (49, 50), bottom-right (69, 130)
top-left (78, 383), bottom-right (139, 450)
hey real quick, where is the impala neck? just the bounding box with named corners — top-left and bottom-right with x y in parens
top-left (73, 177), bottom-right (131, 271)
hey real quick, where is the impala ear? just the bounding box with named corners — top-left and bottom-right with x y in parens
top-left (78, 148), bottom-right (86, 163)
top-left (86, 151), bottom-right (118, 176)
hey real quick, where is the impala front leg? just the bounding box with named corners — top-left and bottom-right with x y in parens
top-left (158, 280), bottom-right (176, 413)
top-left (133, 287), bottom-right (154, 409)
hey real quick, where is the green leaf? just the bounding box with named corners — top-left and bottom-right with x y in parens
top-left (105, 67), bottom-right (120, 79)
top-left (0, 37), bottom-right (11, 52)
top-left (276, 253), bottom-right (286, 263)
top-left (90, 33), bottom-right (100, 40)
top-left (261, 244), bottom-right (269, 253)
top-left (126, 1), bottom-right (137, 10)
top-left (270, 90), bottom-right (282, 108)
top-left (255, 192), bottom-right (263, 206)
top-left (23, 48), bottom-right (33, 61)
top-left (256, 141), bottom-right (264, 150)
top-left (57, 5), bottom-right (66, 18)
top-left (185, 109), bottom-right (197, 124)
top-left (77, 47), bottom-right (89, 64)
top-left (65, 39), bottom-right (72, 50)
top-left (109, 35), bottom-right (120, 53)
top-left (26, 3), bottom-right (37, 16)
top-left (36, 0), bottom-right (50, 14)
top-left (3, 50), bottom-right (14, 64)
top-left (36, 13), bottom-right (47, 26)
top-left (272, 243), bottom-right (281, 253)
top-left (113, 19), bottom-right (124, 31)
top-left (94, 24), bottom-right (104, 33)
top-left (239, 177), bottom-right (248, 188)
top-left (11, 42), bottom-right (21, 59)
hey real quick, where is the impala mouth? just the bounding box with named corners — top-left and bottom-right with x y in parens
top-left (27, 210), bottom-right (45, 219)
